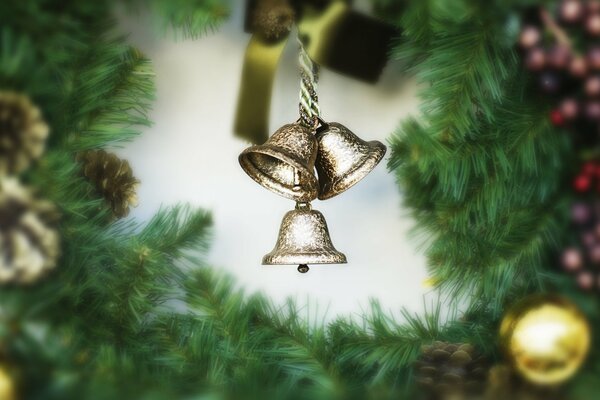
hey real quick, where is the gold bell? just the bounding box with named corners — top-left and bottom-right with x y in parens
top-left (239, 123), bottom-right (319, 202)
top-left (315, 122), bottom-right (387, 200)
top-left (263, 203), bottom-right (346, 273)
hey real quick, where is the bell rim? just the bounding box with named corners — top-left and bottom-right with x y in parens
top-left (317, 140), bottom-right (386, 200)
top-left (262, 252), bottom-right (348, 265)
top-left (239, 145), bottom-right (319, 202)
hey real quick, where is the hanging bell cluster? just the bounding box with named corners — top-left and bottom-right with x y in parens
top-left (239, 118), bottom-right (386, 273)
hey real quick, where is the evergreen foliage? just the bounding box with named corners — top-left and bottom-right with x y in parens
top-left (3, 0), bottom-right (598, 399)
top-left (390, 0), bottom-right (600, 397)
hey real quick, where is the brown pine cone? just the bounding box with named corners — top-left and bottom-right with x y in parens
top-left (414, 341), bottom-right (489, 400)
top-left (252, 0), bottom-right (295, 41)
top-left (77, 150), bottom-right (139, 219)
top-left (0, 92), bottom-right (49, 175)
top-left (0, 178), bottom-right (60, 284)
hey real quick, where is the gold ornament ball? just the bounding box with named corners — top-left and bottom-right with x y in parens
top-left (500, 294), bottom-right (591, 386)
top-left (0, 366), bottom-right (16, 400)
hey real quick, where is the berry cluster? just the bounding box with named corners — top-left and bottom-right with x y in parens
top-left (520, 0), bottom-right (600, 127)
top-left (573, 161), bottom-right (600, 192)
top-left (561, 200), bottom-right (600, 290)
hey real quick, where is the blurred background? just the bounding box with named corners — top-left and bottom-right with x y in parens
top-left (117, 2), bottom-right (428, 320)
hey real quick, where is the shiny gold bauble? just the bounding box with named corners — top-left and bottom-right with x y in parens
top-left (0, 365), bottom-right (16, 400)
top-left (500, 294), bottom-right (591, 386)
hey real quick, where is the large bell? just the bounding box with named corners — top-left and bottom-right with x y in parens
top-left (239, 123), bottom-right (319, 202)
top-left (315, 122), bottom-right (387, 200)
top-left (263, 204), bottom-right (346, 272)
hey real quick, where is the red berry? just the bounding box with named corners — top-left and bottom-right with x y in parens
top-left (575, 174), bottom-right (592, 192)
top-left (550, 109), bottom-right (565, 126)
top-left (583, 161), bottom-right (597, 175)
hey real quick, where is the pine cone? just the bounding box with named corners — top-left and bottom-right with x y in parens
top-left (0, 178), bottom-right (60, 284)
top-left (78, 150), bottom-right (139, 218)
top-left (0, 91), bottom-right (49, 175)
top-left (484, 365), bottom-right (562, 400)
top-left (252, 0), bottom-right (295, 41)
top-left (414, 341), bottom-right (489, 400)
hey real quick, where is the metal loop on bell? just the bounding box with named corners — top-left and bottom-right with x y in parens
top-left (295, 201), bottom-right (312, 211)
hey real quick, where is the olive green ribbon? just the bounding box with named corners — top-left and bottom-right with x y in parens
top-left (234, 35), bottom-right (288, 145)
top-left (235, 1), bottom-right (396, 144)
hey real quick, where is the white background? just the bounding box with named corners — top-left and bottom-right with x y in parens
top-left (118, 4), bottom-right (429, 320)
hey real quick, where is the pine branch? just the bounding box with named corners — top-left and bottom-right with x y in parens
top-left (63, 37), bottom-right (155, 150)
top-left (130, 0), bottom-right (230, 39)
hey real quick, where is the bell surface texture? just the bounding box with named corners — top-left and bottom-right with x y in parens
top-left (239, 123), bottom-right (319, 202)
top-left (263, 205), bottom-right (347, 265)
top-left (315, 122), bottom-right (386, 200)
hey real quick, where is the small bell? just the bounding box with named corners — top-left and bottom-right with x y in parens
top-left (263, 203), bottom-right (347, 271)
top-left (315, 122), bottom-right (386, 200)
top-left (239, 123), bottom-right (319, 202)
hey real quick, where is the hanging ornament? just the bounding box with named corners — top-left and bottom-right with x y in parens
top-left (0, 177), bottom-right (61, 285)
top-left (0, 91), bottom-right (50, 176)
top-left (414, 341), bottom-right (489, 399)
top-left (77, 150), bottom-right (139, 219)
top-left (238, 36), bottom-right (386, 272)
top-left (0, 364), bottom-right (16, 400)
top-left (499, 294), bottom-right (591, 386)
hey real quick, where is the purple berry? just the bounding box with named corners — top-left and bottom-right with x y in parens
top-left (548, 46), bottom-right (572, 69)
top-left (585, 101), bottom-right (600, 119)
top-left (572, 202), bottom-right (592, 224)
top-left (539, 71), bottom-right (562, 93)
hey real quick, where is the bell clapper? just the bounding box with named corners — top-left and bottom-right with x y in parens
top-left (293, 168), bottom-right (301, 192)
top-left (298, 264), bottom-right (310, 273)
